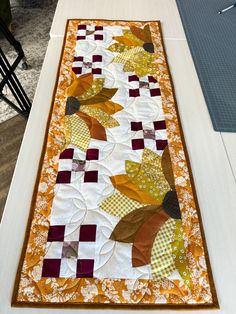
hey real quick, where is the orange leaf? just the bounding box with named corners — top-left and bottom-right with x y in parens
top-left (130, 24), bottom-right (152, 43)
top-left (88, 101), bottom-right (123, 115)
top-left (110, 174), bottom-right (160, 205)
top-left (76, 111), bottom-right (107, 141)
top-left (67, 73), bottom-right (93, 97)
top-left (113, 35), bottom-right (137, 46)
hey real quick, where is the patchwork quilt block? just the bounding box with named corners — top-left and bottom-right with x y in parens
top-left (13, 20), bottom-right (218, 309)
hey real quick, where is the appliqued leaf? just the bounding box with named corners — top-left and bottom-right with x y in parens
top-left (66, 73), bottom-right (93, 97)
top-left (110, 174), bottom-right (159, 205)
top-left (80, 106), bottom-right (119, 128)
top-left (171, 220), bottom-right (192, 287)
top-left (80, 88), bottom-right (118, 106)
top-left (64, 114), bottom-right (90, 151)
top-left (100, 191), bottom-right (142, 218)
top-left (77, 78), bottom-right (104, 101)
top-left (161, 146), bottom-right (175, 189)
top-left (126, 153), bottom-right (170, 204)
top-left (151, 218), bottom-right (176, 281)
top-left (110, 205), bottom-right (161, 243)
top-left (132, 207), bottom-right (169, 267)
top-left (88, 101), bottom-right (123, 115)
top-left (76, 111), bottom-right (107, 141)
top-left (130, 24), bottom-right (152, 43)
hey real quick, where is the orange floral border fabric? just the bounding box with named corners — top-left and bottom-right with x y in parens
top-left (12, 20), bottom-right (218, 309)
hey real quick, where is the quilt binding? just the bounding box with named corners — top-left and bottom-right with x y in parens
top-left (11, 19), bottom-right (219, 310)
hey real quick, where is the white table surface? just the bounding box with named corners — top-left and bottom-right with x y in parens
top-left (0, 0), bottom-right (236, 313)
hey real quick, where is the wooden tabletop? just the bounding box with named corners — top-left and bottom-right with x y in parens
top-left (0, 0), bottom-right (235, 313)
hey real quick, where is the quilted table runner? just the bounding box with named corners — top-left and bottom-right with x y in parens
top-left (13, 19), bottom-right (218, 309)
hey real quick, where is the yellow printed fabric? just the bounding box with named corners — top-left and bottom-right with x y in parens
top-left (77, 78), bottom-right (104, 101)
top-left (80, 106), bottom-right (119, 128)
top-left (100, 190), bottom-right (142, 218)
top-left (125, 149), bottom-right (170, 203)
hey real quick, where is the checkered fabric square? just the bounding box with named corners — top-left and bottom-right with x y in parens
top-left (130, 121), bottom-right (168, 151)
top-left (72, 54), bottom-right (103, 76)
top-left (42, 224), bottom-right (97, 278)
top-left (128, 75), bottom-right (161, 98)
top-left (151, 218), bottom-right (176, 281)
top-left (56, 148), bottom-right (99, 184)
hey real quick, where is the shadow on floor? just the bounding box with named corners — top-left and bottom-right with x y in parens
top-left (0, 114), bottom-right (26, 221)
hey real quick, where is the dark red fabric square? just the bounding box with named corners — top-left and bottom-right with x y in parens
top-left (150, 88), bottom-right (161, 97)
top-left (95, 26), bottom-right (103, 30)
top-left (42, 259), bottom-right (61, 277)
top-left (76, 259), bottom-right (94, 278)
top-left (128, 75), bottom-right (139, 82)
top-left (72, 66), bottom-right (82, 75)
top-left (79, 224), bottom-right (97, 241)
top-left (92, 68), bottom-right (102, 75)
top-left (78, 25), bottom-right (86, 30)
top-left (86, 149), bottom-right (99, 160)
top-left (131, 121), bottom-right (143, 131)
top-left (94, 34), bottom-right (103, 40)
top-left (129, 89), bottom-right (140, 97)
top-left (59, 148), bottom-right (74, 159)
top-left (153, 120), bottom-right (166, 130)
top-left (156, 139), bottom-right (168, 150)
top-left (77, 36), bottom-right (86, 40)
top-left (92, 55), bottom-right (102, 62)
top-left (148, 75), bottom-right (158, 83)
top-left (47, 225), bottom-right (65, 242)
top-left (84, 171), bottom-right (98, 182)
top-left (132, 139), bottom-right (145, 150)
top-left (74, 56), bottom-right (84, 62)
top-left (56, 171), bottom-right (71, 184)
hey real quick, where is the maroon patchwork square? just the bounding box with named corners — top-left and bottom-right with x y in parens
top-left (76, 259), bottom-right (94, 278)
top-left (56, 171), bottom-right (71, 184)
top-left (92, 55), bottom-right (102, 62)
top-left (94, 34), bottom-right (103, 40)
top-left (131, 121), bottom-right (143, 131)
top-left (154, 120), bottom-right (166, 130)
top-left (78, 25), bottom-right (87, 30)
top-left (48, 225), bottom-right (65, 242)
top-left (92, 68), bottom-right (102, 75)
top-left (72, 160), bottom-right (86, 172)
top-left (156, 139), bottom-right (168, 150)
top-left (42, 259), bottom-right (61, 277)
top-left (79, 224), bottom-right (97, 242)
top-left (128, 75), bottom-right (139, 82)
top-left (150, 88), bottom-right (161, 97)
top-left (148, 76), bottom-right (158, 83)
top-left (95, 26), bottom-right (103, 30)
top-left (74, 56), bottom-right (84, 62)
top-left (77, 36), bottom-right (86, 40)
top-left (62, 241), bottom-right (79, 259)
top-left (143, 129), bottom-right (155, 140)
top-left (129, 89), bottom-right (140, 97)
top-left (132, 139), bottom-right (145, 150)
top-left (60, 148), bottom-right (74, 159)
top-left (86, 149), bottom-right (99, 160)
top-left (84, 171), bottom-right (98, 183)
top-left (72, 66), bottom-right (82, 75)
